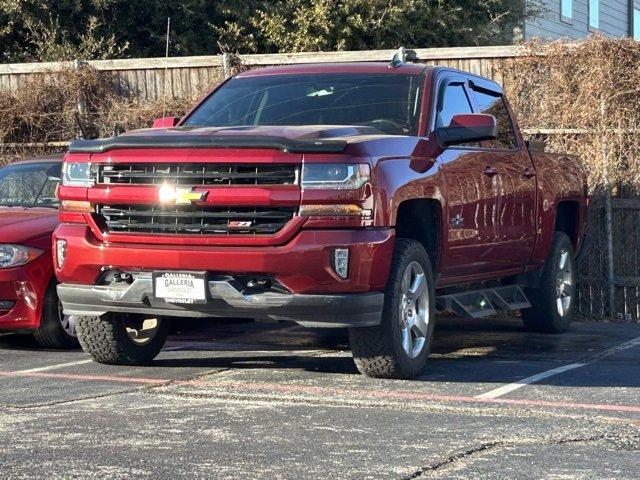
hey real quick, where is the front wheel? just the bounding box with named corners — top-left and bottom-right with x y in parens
top-left (349, 239), bottom-right (436, 379)
top-left (522, 232), bottom-right (576, 333)
top-left (33, 282), bottom-right (79, 349)
top-left (76, 313), bottom-right (170, 365)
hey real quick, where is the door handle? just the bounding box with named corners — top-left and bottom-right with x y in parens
top-left (523, 168), bottom-right (536, 179)
top-left (483, 166), bottom-right (498, 177)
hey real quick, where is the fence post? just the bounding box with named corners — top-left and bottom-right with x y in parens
top-left (222, 52), bottom-right (231, 79)
top-left (601, 99), bottom-right (616, 317)
top-left (73, 59), bottom-right (87, 119)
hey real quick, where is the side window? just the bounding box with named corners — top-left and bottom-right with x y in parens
top-left (472, 89), bottom-right (518, 150)
top-left (437, 83), bottom-right (473, 128)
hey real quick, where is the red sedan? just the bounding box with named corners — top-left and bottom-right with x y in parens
top-left (0, 155), bottom-right (78, 348)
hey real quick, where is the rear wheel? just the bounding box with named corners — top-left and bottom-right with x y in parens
top-left (75, 313), bottom-right (170, 365)
top-left (33, 282), bottom-right (79, 349)
top-left (349, 239), bottom-right (435, 379)
top-left (522, 232), bottom-right (576, 333)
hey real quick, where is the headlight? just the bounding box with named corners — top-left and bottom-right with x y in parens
top-left (62, 162), bottom-right (95, 187)
top-left (0, 245), bottom-right (44, 269)
top-left (301, 164), bottom-right (370, 190)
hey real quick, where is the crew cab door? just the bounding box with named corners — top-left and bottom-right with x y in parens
top-left (466, 80), bottom-right (537, 271)
top-left (435, 75), bottom-right (503, 278)
top-left (434, 75), bottom-right (537, 280)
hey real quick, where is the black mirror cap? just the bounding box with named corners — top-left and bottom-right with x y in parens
top-left (435, 125), bottom-right (499, 148)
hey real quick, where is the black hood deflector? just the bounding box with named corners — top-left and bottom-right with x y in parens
top-left (68, 135), bottom-right (349, 154)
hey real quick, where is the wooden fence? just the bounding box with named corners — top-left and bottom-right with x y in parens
top-left (0, 45), bottom-right (637, 321)
top-left (0, 46), bottom-right (528, 100)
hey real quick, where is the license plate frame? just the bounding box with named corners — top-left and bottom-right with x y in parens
top-left (153, 271), bottom-right (207, 305)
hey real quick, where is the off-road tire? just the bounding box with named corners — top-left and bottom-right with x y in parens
top-left (75, 313), bottom-right (170, 365)
top-left (522, 232), bottom-right (575, 333)
top-left (33, 282), bottom-right (79, 349)
top-left (349, 239), bottom-right (436, 379)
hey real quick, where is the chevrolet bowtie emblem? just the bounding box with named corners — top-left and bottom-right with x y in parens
top-left (158, 184), bottom-right (208, 205)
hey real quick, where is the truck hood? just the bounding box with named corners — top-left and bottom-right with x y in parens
top-left (68, 125), bottom-right (389, 155)
top-left (0, 207), bottom-right (58, 248)
top-left (126, 125), bottom-right (383, 140)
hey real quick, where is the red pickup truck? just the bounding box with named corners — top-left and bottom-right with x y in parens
top-left (54, 59), bottom-right (587, 378)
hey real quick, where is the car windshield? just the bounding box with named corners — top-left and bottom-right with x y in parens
top-left (184, 73), bottom-right (423, 135)
top-left (0, 161), bottom-right (61, 208)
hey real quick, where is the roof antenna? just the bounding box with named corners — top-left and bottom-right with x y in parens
top-left (389, 46), bottom-right (418, 68)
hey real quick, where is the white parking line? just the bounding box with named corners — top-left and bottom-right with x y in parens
top-left (588, 335), bottom-right (640, 360)
top-left (476, 363), bottom-right (586, 399)
top-left (16, 359), bottom-right (94, 373)
top-left (476, 335), bottom-right (640, 400)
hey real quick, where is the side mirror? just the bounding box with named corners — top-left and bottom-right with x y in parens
top-left (152, 116), bottom-right (180, 128)
top-left (435, 114), bottom-right (497, 148)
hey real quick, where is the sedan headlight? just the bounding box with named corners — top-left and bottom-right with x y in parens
top-left (301, 164), bottom-right (370, 190)
top-left (0, 245), bottom-right (44, 269)
top-left (62, 162), bottom-right (95, 187)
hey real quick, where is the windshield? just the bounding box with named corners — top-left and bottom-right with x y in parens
top-left (0, 162), bottom-right (61, 208)
top-left (184, 73), bottom-right (423, 135)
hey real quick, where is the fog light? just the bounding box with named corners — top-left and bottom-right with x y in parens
top-left (56, 239), bottom-right (67, 269)
top-left (299, 204), bottom-right (371, 217)
top-left (332, 248), bottom-right (349, 279)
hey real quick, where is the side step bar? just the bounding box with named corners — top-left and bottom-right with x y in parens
top-left (436, 286), bottom-right (531, 320)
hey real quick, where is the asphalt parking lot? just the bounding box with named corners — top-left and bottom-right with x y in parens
top-left (0, 316), bottom-right (639, 480)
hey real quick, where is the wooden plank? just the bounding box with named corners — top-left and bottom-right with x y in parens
top-left (136, 69), bottom-right (147, 101)
top-left (145, 68), bottom-right (163, 101)
top-left (181, 68), bottom-right (192, 97)
top-left (0, 56), bottom-right (224, 75)
top-left (241, 45), bottom-right (528, 66)
top-left (8, 74), bottom-right (19, 91)
top-left (189, 68), bottom-right (200, 96)
top-left (0, 42), bottom-right (572, 76)
top-left (171, 69), bottom-right (182, 98)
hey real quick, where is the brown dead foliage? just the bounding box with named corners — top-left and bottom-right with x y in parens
top-left (501, 36), bottom-right (640, 196)
top-left (0, 65), bottom-right (217, 164)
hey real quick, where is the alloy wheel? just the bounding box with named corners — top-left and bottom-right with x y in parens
top-left (556, 249), bottom-right (574, 317)
top-left (57, 301), bottom-right (76, 337)
top-left (125, 318), bottom-right (161, 346)
top-left (398, 261), bottom-right (430, 359)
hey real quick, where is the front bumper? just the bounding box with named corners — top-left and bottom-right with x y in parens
top-left (54, 225), bottom-right (394, 328)
top-left (54, 225), bottom-right (395, 294)
top-left (58, 275), bottom-right (384, 328)
top-left (0, 254), bottom-right (52, 332)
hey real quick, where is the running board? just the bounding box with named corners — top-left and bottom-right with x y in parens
top-left (436, 286), bottom-right (531, 319)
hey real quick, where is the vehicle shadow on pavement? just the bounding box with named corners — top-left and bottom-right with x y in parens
top-left (2, 316), bottom-right (640, 389)
top-left (0, 334), bottom-right (68, 351)
top-left (153, 352), bottom-right (360, 374)
top-left (151, 315), bottom-right (640, 388)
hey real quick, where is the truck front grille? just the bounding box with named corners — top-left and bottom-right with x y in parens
top-left (99, 163), bottom-right (297, 186)
top-left (97, 205), bottom-right (297, 235)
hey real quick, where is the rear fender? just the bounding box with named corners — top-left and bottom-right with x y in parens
top-left (530, 152), bottom-right (587, 265)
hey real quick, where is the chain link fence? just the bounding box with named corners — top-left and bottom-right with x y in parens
top-left (523, 128), bottom-right (640, 322)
